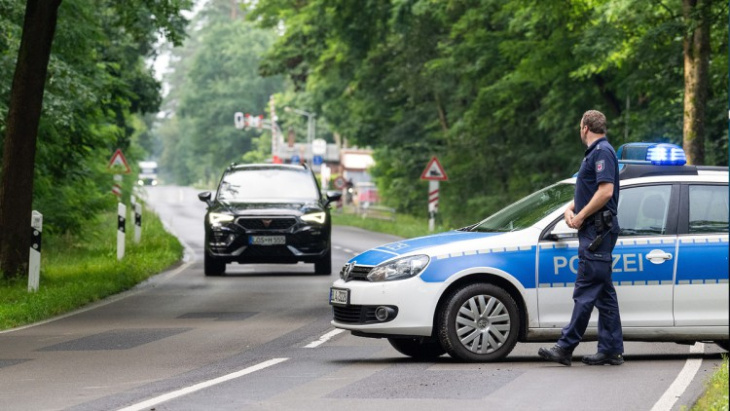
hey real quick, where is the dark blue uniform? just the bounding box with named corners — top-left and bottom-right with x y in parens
top-left (557, 137), bottom-right (624, 355)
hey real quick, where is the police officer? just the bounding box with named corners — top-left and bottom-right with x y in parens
top-left (538, 110), bottom-right (624, 366)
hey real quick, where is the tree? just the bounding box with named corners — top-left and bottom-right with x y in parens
top-left (682, 0), bottom-right (711, 165)
top-left (0, 0), bottom-right (190, 278)
top-left (0, 0), bottom-right (63, 278)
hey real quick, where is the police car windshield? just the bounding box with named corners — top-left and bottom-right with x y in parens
top-left (472, 183), bottom-right (575, 232)
top-left (217, 168), bottom-right (319, 202)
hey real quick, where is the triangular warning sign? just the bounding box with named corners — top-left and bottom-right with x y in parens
top-left (420, 156), bottom-right (448, 181)
top-left (107, 149), bottom-right (131, 174)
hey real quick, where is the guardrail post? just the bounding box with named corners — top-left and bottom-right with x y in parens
top-left (117, 203), bottom-right (126, 260)
top-left (28, 210), bottom-right (42, 292)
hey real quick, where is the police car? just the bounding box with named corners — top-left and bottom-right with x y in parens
top-left (329, 143), bottom-right (729, 362)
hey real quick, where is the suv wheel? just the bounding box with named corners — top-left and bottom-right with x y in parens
top-left (715, 340), bottom-right (730, 351)
top-left (388, 337), bottom-right (446, 360)
top-left (437, 283), bottom-right (520, 362)
top-left (314, 249), bottom-right (331, 275)
top-left (204, 251), bottom-right (226, 276)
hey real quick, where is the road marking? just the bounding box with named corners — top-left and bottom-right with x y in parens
top-left (343, 248), bottom-right (353, 254)
top-left (117, 358), bottom-right (288, 411)
top-left (650, 343), bottom-right (705, 411)
top-left (305, 329), bottom-right (345, 348)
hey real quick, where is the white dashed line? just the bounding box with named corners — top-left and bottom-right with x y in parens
top-left (305, 329), bottom-right (345, 348)
top-left (343, 248), bottom-right (353, 254)
top-left (650, 343), bottom-right (705, 411)
top-left (117, 358), bottom-right (288, 411)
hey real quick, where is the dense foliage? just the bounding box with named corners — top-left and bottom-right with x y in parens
top-left (0, 0), bottom-right (189, 235)
top-left (249, 0), bottom-right (728, 228)
top-left (156, 0), bottom-right (285, 186)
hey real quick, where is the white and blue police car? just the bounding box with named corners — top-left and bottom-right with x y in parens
top-left (329, 143), bottom-right (729, 362)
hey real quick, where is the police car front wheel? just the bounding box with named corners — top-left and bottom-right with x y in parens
top-left (437, 283), bottom-right (520, 362)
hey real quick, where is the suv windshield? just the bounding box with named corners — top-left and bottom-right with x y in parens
top-left (217, 168), bottom-right (319, 202)
top-left (472, 183), bottom-right (575, 232)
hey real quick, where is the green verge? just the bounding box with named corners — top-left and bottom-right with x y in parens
top-left (0, 206), bottom-right (183, 331)
top-left (335, 211), bottom-right (729, 411)
top-left (691, 355), bottom-right (729, 411)
top-left (331, 210), bottom-right (453, 239)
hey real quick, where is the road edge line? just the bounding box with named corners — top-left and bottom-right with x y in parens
top-left (117, 357), bottom-right (289, 411)
top-left (650, 342), bottom-right (705, 411)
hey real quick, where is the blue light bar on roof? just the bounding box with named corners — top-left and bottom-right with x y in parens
top-left (646, 143), bottom-right (686, 166)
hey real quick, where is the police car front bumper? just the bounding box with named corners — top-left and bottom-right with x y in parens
top-left (330, 277), bottom-right (442, 337)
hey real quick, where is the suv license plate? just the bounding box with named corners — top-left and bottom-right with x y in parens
top-left (329, 288), bottom-right (349, 305)
top-left (249, 236), bottom-right (286, 246)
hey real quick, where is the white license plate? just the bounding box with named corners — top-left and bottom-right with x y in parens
top-left (329, 288), bottom-right (349, 305)
top-left (249, 235), bottom-right (286, 246)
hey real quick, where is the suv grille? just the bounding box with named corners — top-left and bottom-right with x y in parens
top-left (341, 265), bottom-right (372, 281)
top-left (236, 217), bottom-right (296, 230)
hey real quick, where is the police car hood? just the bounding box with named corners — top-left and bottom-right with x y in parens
top-left (348, 229), bottom-right (539, 266)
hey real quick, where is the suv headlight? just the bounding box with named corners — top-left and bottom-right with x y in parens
top-left (367, 255), bottom-right (430, 282)
top-left (209, 212), bottom-right (234, 225)
top-left (301, 211), bottom-right (326, 224)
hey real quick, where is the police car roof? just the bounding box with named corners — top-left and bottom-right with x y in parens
top-left (618, 163), bottom-right (728, 180)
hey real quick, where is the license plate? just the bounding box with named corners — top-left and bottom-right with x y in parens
top-left (249, 235), bottom-right (286, 246)
top-left (329, 288), bottom-right (350, 305)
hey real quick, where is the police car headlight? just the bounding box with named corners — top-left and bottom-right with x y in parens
top-left (367, 255), bottom-right (430, 282)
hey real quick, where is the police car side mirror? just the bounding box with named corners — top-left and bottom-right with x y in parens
top-left (549, 220), bottom-right (578, 240)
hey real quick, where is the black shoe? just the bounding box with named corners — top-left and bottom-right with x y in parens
top-left (538, 345), bottom-right (573, 366)
top-left (582, 352), bottom-right (624, 365)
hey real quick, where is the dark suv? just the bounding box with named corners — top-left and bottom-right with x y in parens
top-left (198, 164), bottom-right (341, 276)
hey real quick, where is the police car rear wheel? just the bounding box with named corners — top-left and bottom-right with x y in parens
top-left (437, 283), bottom-right (519, 362)
top-left (387, 337), bottom-right (446, 360)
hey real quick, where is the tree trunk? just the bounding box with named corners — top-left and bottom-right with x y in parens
top-left (0, 0), bottom-right (62, 278)
top-left (682, 0), bottom-right (710, 165)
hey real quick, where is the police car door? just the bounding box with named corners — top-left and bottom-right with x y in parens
top-left (674, 184), bottom-right (729, 326)
top-left (537, 183), bottom-right (678, 327)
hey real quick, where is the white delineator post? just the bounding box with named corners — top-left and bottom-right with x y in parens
top-left (134, 203), bottom-right (142, 244)
top-left (28, 210), bottom-right (42, 292)
top-left (428, 180), bottom-right (439, 232)
top-left (117, 203), bottom-right (126, 260)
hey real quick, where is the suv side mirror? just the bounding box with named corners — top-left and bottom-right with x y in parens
top-left (198, 191), bottom-right (212, 206)
top-left (325, 190), bottom-right (342, 207)
top-left (549, 220), bottom-right (578, 240)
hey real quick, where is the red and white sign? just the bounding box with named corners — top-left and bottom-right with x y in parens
top-left (334, 176), bottom-right (347, 190)
top-left (112, 184), bottom-right (122, 197)
top-left (107, 149), bottom-right (131, 174)
top-left (420, 156), bottom-right (448, 181)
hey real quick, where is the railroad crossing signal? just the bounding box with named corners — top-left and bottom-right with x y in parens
top-left (420, 156), bottom-right (448, 181)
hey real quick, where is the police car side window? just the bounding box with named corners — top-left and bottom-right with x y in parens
top-left (617, 185), bottom-right (672, 236)
top-left (688, 185), bottom-right (729, 234)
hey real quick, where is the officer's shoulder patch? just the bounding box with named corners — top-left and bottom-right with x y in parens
top-left (596, 159), bottom-right (605, 172)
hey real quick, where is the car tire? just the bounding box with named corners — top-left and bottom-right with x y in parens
top-left (388, 337), bottom-right (446, 360)
top-left (715, 340), bottom-right (730, 351)
top-left (437, 283), bottom-right (520, 362)
top-left (314, 249), bottom-right (332, 275)
top-left (204, 251), bottom-right (226, 276)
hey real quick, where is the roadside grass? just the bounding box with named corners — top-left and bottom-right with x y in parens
top-left (0, 206), bottom-right (182, 331)
top-left (331, 209), bottom-right (453, 239)
top-left (691, 355), bottom-right (729, 411)
top-left (334, 209), bottom-right (729, 411)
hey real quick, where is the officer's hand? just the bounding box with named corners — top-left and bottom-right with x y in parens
top-left (564, 209), bottom-right (574, 227)
top-left (571, 213), bottom-right (585, 230)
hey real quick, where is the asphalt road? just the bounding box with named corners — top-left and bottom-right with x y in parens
top-left (0, 185), bottom-right (725, 411)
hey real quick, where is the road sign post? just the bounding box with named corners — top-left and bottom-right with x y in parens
top-left (420, 157), bottom-right (448, 232)
top-left (134, 203), bottom-right (142, 244)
